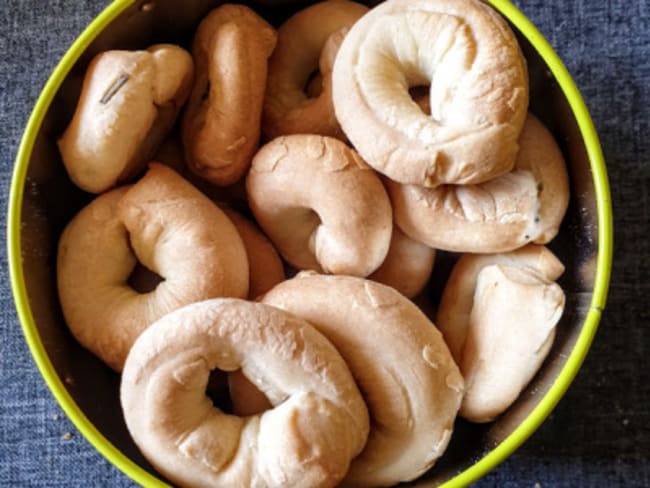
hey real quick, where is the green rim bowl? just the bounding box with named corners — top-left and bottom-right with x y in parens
top-left (7, 0), bottom-right (613, 486)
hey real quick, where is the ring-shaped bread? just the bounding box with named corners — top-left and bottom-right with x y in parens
top-left (387, 113), bottom-right (569, 253)
top-left (261, 273), bottom-right (464, 487)
top-left (246, 134), bottom-right (392, 277)
top-left (57, 164), bottom-right (249, 371)
top-left (368, 225), bottom-right (435, 298)
top-left (437, 245), bottom-right (565, 422)
top-left (332, 0), bottom-right (529, 187)
top-left (223, 209), bottom-right (285, 300)
top-left (262, 0), bottom-right (368, 140)
top-left (59, 44), bottom-right (193, 193)
top-left (120, 298), bottom-right (370, 488)
top-left (182, 4), bottom-right (277, 185)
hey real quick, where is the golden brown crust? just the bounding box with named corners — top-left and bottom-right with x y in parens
top-left (262, 273), bottom-right (463, 486)
top-left (120, 298), bottom-right (369, 488)
top-left (262, 0), bottom-right (369, 140)
top-left (57, 164), bottom-right (249, 371)
top-left (246, 135), bottom-right (393, 277)
top-left (58, 45), bottom-right (193, 193)
top-left (368, 225), bottom-right (435, 298)
top-left (388, 113), bottom-right (569, 253)
top-left (436, 245), bottom-right (565, 422)
top-left (332, 0), bottom-right (528, 187)
top-left (223, 209), bottom-right (285, 300)
top-left (182, 5), bottom-right (277, 185)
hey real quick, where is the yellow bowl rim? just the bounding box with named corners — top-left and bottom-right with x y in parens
top-left (6, 0), bottom-right (613, 486)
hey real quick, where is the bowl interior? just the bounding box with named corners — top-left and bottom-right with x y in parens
top-left (16, 0), bottom-right (601, 485)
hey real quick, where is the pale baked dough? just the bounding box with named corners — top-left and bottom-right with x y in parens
top-left (262, 273), bottom-right (463, 487)
top-left (369, 225), bottom-right (435, 298)
top-left (387, 113), bottom-right (569, 253)
top-left (57, 164), bottom-right (248, 371)
top-left (437, 245), bottom-right (565, 422)
top-left (223, 209), bottom-right (285, 300)
top-left (58, 45), bottom-right (193, 193)
top-left (263, 0), bottom-right (368, 139)
top-left (246, 135), bottom-right (392, 277)
top-left (182, 4), bottom-right (277, 185)
top-left (120, 298), bottom-right (370, 488)
top-left (333, 0), bottom-right (528, 187)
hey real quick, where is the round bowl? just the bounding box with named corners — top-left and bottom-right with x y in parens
top-left (7, 0), bottom-right (613, 486)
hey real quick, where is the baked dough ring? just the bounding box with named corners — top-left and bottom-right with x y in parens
top-left (182, 4), bottom-right (277, 185)
top-left (57, 164), bottom-right (249, 371)
top-left (369, 225), bottom-right (435, 298)
top-left (58, 44), bottom-right (193, 193)
top-left (223, 209), bottom-right (285, 300)
top-left (120, 298), bottom-right (370, 488)
top-left (387, 113), bottom-right (569, 253)
top-left (332, 0), bottom-right (528, 187)
top-left (437, 245), bottom-right (565, 422)
top-left (262, 0), bottom-right (368, 140)
top-left (246, 135), bottom-right (393, 277)
top-left (262, 273), bottom-right (463, 487)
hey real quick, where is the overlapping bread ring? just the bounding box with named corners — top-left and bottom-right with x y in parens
top-left (246, 134), bottom-right (393, 277)
top-left (386, 113), bottom-right (570, 253)
top-left (368, 225), bottom-right (435, 298)
top-left (222, 209), bottom-right (285, 300)
top-left (220, 209), bottom-right (285, 416)
top-left (57, 164), bottom-right (249, 371)
top-left (437, 244), bottom-right (565, 361)
top-left (262, 0), bottom-right (369, 140)
top-left (182, 4), bottom-right (277, 185)
top-left (120, 298), bottom-right (370, 488)
top-left (59, 44), bottom-right (193, 193)
top-left (333, 0), bottom-right (529, 187)
top-left (260, 273), bottom-right (464, 487)
top-left (437, 245), bottom-right (565, 422)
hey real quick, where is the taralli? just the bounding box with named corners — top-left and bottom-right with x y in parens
top-left (369, 225), bottom-right (435, 298)
top-left (246, 135), bottom-right (393, 277)
top-left (223, 209), bottom-right (285, 300)
top-left (387, 113), bottom-right (569, 253)
top-left (332, 0), bottom-right (528, 187)
top-left (516, 113), bottom-right (570, 243)
top-left (436, 245), bottom-right (565, 422)
top-left (57, 164), bottom-right (248, 371)
top-left (261, 273), bottom-right (463, 487)
top-left (59, 45), bottom-right (193, 193)
top-left (262, 0), bottom-right (368, 139)
top-left (120, 299), bottom-right (370, 488)
top-left (182, 4), bottom-right (277, 185)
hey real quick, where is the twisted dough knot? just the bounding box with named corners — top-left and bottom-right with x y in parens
top-left (262, 273), bottom-right (463, 486)
top-left (182, 4), bottom-right (277, 185)
top-left (58, 45), bottom-right (193, 193)
top-left (387, 113), bottom-right (569, 253)
top-left (333, 0), bottom-right (529, 187)
top-left (57, 164), bottom-right (249, 371)
top-left (437, 245), bottom-right (565, 422)
top-left (246, 134), bottom-right (393, 277)
top-left (121, 299), bottom-right (370, 488)
top-left (262, 0), bottom-right (369, 140)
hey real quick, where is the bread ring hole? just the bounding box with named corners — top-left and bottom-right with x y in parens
top-left (201, 80), bottom-right (210, 101)
top-left (205, 370), bottom-right (233, 413)
top-left (204, 369), bottom-right (272, 416)
top-left (304, 69), bottom-right (324, 99)
top-left (408, 85), bottom-right (431, 116)
top-left (127, 263), bottom-right (164, 293)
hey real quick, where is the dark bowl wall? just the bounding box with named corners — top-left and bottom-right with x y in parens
top-left (19, 0), bottom-right (598, 485)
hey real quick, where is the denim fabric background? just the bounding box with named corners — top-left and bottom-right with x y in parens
top-left (1, 0), bottom-right (648, 486)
